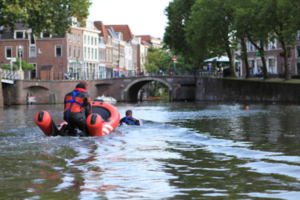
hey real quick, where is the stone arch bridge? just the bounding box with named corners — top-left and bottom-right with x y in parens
top-left (1, 76), bottom-right (196, 105)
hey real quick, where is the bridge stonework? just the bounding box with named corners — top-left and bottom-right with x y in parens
top-left (1, 76), bottom-right (196, 105)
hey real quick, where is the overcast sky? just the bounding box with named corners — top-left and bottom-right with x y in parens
top-left (88, 0), bottom-right (172, 39)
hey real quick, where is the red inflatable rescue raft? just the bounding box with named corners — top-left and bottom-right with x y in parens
top-left (35, 100), bottom-right (120, 137)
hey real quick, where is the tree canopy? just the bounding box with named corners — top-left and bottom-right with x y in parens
top-left (164, 0), bottom-right (300, 80)
top-left (0, 0), bottom-right (91, 35)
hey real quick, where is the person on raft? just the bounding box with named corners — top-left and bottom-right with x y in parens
top-left (63, 80), bottom-right (92, 136)
top-left (119, 110), bottom-right (140, 126)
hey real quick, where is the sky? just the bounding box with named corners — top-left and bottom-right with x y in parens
top-left (88, 0), bottom-right (172, 39)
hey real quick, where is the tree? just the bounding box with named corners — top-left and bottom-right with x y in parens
top-left (267, 0), bottom-right (300, 80)
top-left (164, 0), bottom-right (198, 64)
top-left (2, 59), bottom-right (34, 71)
top-left (0, 0), bottom-right (91, 35)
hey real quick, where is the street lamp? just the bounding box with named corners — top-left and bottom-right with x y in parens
top-left (18, 45), bottom-right (23, 79)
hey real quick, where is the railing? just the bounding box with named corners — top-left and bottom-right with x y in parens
top-left (0, 69), bottom-right (21, 80)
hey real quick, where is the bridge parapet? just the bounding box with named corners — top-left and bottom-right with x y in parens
top-left (0, 69), bottom-right (20, 80)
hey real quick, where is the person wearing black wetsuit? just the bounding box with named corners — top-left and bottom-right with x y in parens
top-left (119, 110), bottom-right (140, 126)
top-left (63, 80), bottom-right (92, 136)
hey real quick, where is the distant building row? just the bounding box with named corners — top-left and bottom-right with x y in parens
top-left (237, 37), bottom-right (300, 77)
top-left (0, 17), bottom-right (162, 80)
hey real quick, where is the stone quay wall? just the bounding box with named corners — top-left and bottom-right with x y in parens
top-left (196, 78), bottom-right (300, 103)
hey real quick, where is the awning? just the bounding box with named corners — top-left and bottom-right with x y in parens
top-left (204, 56), bottom-right (239, 63)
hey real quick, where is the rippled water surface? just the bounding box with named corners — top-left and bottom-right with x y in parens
top-left (1, 102), bottom-right (300, 200)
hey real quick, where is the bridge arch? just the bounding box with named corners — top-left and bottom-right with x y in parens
top-left (123, 77), bottom-right (173, 102)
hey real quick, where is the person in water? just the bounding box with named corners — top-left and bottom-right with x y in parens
top-left (63, 80), bottom-right (92, 136)
top-left (120, 110), bottom-right (140, 126)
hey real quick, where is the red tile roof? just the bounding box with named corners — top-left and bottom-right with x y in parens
top-left (136, 35), bottom-right (152, 44)
top-left (141, 41), bottom-right (149, 46)
top-left (94, 21), bottom-right (108, 43)
top-left (104, 25), bottom-right (133, 42)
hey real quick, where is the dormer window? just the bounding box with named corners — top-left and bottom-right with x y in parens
top-left (15, 31), bottom-right (25, 39)
top-left (16, 32), bottom-right (23, 38)
top-left (43, 32), bottom-right (50, 38)
top-left (40, 32), bottom-right (52, 38)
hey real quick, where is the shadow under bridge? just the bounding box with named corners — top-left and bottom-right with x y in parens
top-left (123, 77), bottom-right (173, 102)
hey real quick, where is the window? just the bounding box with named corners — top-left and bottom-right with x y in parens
top-left (248, 41), bottom-right (254, 51)
top-left (269, 39), bottom-right (276, 50)
top-left (78, 47), bottom-right (80, 58)
top-left (69, 33), bottom-right (72, 42)
top-left (95, 37), bottom-right (97, 46)
top-left (78, 34), bottom-right (80, 43)
top-left (95, 49), bottom-right (97, 60)
top-left (88, 36), bottom-right (90, 45)
top-left (30, 46), bottom-right (36, 58)
top-left (297, 63), bottom-right (300, 75)
top-left (69, 46), bottom-right (72, 57)
top-left (84, 47), bottom-right (86, 59)
top-left (91, 36), bottom-right (93, 45)
top-left (88, 48), bottom-right (90, 59)
top-left (297, 46), bottom-right (300, 58)
top-left (5, 47), bottom-right (12, 58)
top-left (106, 49), bottom-right (108, 62)
top-left (56, 45), bottom-right (62, 57)
top-left (73, 33), bottom-right (76, 42)
top-left (42, 32), bottom-right (50, 38)
top-left (30, 33), bottom-right (35, 44)
top-left (30, 63), bottom-right (37, 79)
top-left (74, 46), bottom-right (76, 57)
top-left (91, 48), bottom-right (94, 59)
top-left (84, 35), bottom-right (86, 44)
top-left (16, 31), bottom-right (24, 39)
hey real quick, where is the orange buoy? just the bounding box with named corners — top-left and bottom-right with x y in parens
top-left (245, 106), bottom-right (249, 110)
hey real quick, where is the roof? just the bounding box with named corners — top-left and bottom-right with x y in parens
top-left (136, 35), bottom-right (152, 44)
top-left (104, 25), bottom-right (133, 42)
top-left (143, 41), bottom-right (151, 46)
top-left (94, 21), bottom-right (109, 43)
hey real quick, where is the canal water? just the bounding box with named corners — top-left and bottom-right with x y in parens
top-left (1, 102), bottom-right (300, 200)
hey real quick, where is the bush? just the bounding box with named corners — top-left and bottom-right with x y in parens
top-left (2, 59), bottom-right (34, 71)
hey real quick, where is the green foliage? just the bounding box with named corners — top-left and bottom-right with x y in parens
top-left (185, 0), bottom-right (238, 77)
top-left (0, 0), bottom-right (91, 35)
top-left (163, 0), bottom-right (197, 64)
top-left (2, 59), bottom-right (34, 71)
top-left (2, 64), bottom-right (17, 70)
top-left (146, 46), bottom-right (194, 75)
top-left (164, 0), bottom-right (300, 80)
top-left (16, 59), bottom-right (35, 71)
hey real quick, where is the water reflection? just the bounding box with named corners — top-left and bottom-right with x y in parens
top-left (1, 102), bottom-right (300, 199)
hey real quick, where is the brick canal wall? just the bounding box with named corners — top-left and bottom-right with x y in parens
top-left (196, 78), bottom-right (300, 103)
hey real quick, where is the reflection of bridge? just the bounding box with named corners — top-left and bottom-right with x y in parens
top-left (1, 76), bottom-right (197, 105)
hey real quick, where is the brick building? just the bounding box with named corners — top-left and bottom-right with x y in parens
top-left (0, 24), bottom-right (67, 80)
